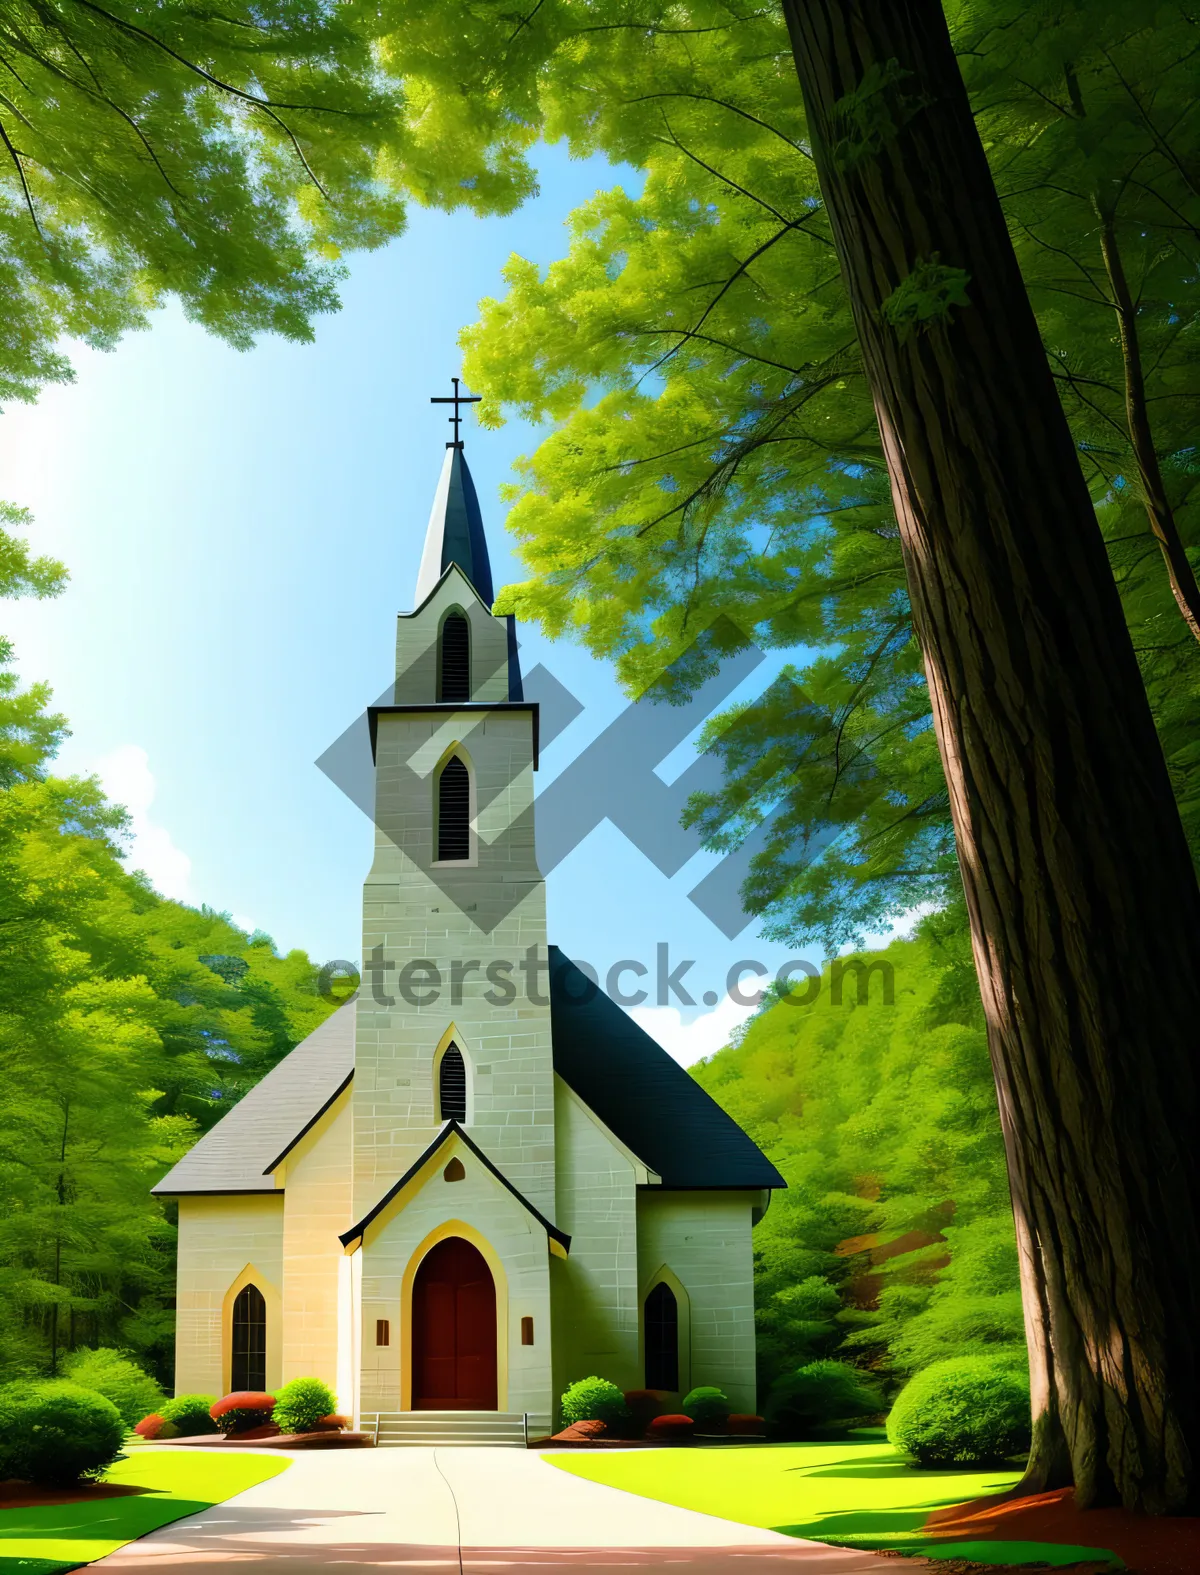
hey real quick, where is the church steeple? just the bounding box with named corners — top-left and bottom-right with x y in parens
top-left (414, 443), bottom-right (495, 609)
top-left (415, 378), bottom-right (493, 609)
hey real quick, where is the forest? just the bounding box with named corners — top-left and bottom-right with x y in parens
top-left (0, 0), bottom-right (1195, 1520)
top-left (0, 519), bottom-right (337, 1378)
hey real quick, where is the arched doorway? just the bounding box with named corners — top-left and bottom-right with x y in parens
top-left (411, 1237), bottom-right (497, 1410)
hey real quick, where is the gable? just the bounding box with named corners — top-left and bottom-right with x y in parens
top-left (151, 1003), bottom-right (355, 1196)
top-left (548, 947), bottom-right (785, 1191)
top-left (339, 1120), bottom-right (570, 1253)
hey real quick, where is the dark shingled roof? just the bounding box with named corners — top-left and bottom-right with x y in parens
top-left (414, 445), bottom-right (494, 607)
top-left (548, 946), bottom-right (785, 1191)
top-left (153, 954), bottom-right (784, 1197)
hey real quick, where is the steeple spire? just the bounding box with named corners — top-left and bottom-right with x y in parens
top-left (414, 380), bottom-right (495, 608)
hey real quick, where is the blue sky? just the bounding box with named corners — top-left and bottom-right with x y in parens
top-left (0, 143), bottom-right (873, 1064)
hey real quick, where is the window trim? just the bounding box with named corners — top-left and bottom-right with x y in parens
top-left (432, 1025), bottom-right (473, 1126)
top-left (640, 1265), bottom-right (691, 1395)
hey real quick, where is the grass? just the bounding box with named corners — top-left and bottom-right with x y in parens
top-left (546, 1431), bottom-right (1122, 1569)
top-left (0, 1449), bottom-right (289, 1573)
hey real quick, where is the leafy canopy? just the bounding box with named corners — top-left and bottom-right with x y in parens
top-left (692, 915), bottom-right (1024, 1393)
top-left (424, 0), bottom-right (1200, 949)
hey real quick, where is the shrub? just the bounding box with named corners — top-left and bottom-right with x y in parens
top-left (682, 1387), bottom-right (731, 1430)
top-left (764, 1360), bottom-right (882, 1441)
top-left (887, 1357), bottom-right (1031, 1468)
top-left (61, 1348), bottom-right (165, 1429)
top-left (623, 1390), bottom-right (669, 1435)
top-left (272, 1378), bottom-right (337, 1436)
top-left (159, 1394), bottom-right (218, 1436)
top-left (560, 1377), bottom-right (629, 1428)
top-left (211, 1391), bottom-right (276, 1435)
top-left (133, 1413), bottom-right (176, 1440)
top-left (0, 1381), bottom-right (125, 1486)
top-left (646, 1414), bottom-right (694, 1441)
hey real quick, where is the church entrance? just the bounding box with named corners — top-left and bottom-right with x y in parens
top-left (411, 1237), bottom-right (498, 1410)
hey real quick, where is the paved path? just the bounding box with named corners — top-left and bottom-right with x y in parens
top-left (93, 1446), bottom-right (934, 1573)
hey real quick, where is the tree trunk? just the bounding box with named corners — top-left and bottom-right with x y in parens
top-left (779, 0), bottom-right (1200, 1513)
top-left (1094, 206), bottom-right (1200, 644)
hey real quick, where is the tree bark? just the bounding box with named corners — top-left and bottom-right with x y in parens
top-left (1094, 206), bottom-right (1200, 644)
top-left (778, 0), bottom-right (1200, 1513)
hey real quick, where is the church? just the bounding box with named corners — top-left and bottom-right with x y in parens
top-left (155, 408), bottom-right (785, 1440)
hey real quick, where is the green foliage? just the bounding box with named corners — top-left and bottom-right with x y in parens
top-left (447, 0), bottom-right (1200, 953)
top-left (763, 1361), bottom-right (882, 1441)
top-left (60, 1348), bottom-right (164, 1428)
top-left (0, 0), bottom-right (421, 407)
top-left (158, 1394), bottom-right (218, 1437)
top-left (693, 918), bottom-right (1024, 1395)
top-left (681, 1387), bottom-right (730, 1428)
top-left (887, 1356), bottom-right (1031, 1468)
top-left (880, 256), bottom-right (971, 339)
top-left (0, 540), bottom-right (338, 1384)
top-left (272, 1377), bottom-right (337, 1435)
top-left (561, 1377), bottom-right (629, 1427)
top-left (0, 1379), bottom-right (125, 1484)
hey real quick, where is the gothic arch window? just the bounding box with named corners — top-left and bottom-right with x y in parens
top-left (231, 1283), bottom-right (267, 1392)
top-left (439, 1043), bottom-right (467, 1123)
top-left (436, 754), bottom-right (471, 862)
top-left (439, 611), bottom-right (470, 703)
top-left (644, 1280), bottom-right (679, 1391)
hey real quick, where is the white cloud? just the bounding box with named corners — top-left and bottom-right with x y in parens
top-left (630, 992), bottom-right (758, 1069)
top-left (94, 745), bottom-right (195, 903)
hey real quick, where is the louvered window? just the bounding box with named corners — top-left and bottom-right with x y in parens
top-left (439, 613), bottom-right (470, 702)
top-left (231, 1283), bottom-right (266, 1391)
top-left (439, 1043), bottom-right (467, 1122)
top-left (437, 756), bottom-right (471, 861)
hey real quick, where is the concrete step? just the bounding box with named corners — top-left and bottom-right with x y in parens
top-left (362, 1411), bottom-right (535, 1447)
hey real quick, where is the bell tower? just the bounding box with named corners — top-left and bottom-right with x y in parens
top-left (352, 397), bottom-right (555, 1223)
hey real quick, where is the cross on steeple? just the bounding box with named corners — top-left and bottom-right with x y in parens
top-left (430, 376), bottom-right (482, 449)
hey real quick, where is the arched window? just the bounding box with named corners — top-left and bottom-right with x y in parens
top-left (439, 1043), bottom-right (467, 1122)
top-left (439, 612), bottom-right (470, 702)
top-left (437, 755), bottom-right (471, 861)
top-left (644, 1281), bottom-right (679, 1391)
top-left (231, 1283), bottom-right (266, 1392)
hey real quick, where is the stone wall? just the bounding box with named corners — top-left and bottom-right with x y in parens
top-left (550, 1079), bottom-right (641, 1407)
top-left (174, 1193), bottom-right (284, 1396)
top-left (636, 1190), bottom-right (759, 1414)
top-left (356, 1132), bottom-right (554, 1427)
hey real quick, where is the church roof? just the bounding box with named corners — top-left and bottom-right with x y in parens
top-left (339, 1119), bottom-right (570, 1252)
top-left (151, 1004), bottom-right (355, 1196)
top-left (548, 948), bottom-right (786, 1191)
top-left (153, 958), bottom-right (785, 1197)
top-left (413, 445), bottom-right (494, 608)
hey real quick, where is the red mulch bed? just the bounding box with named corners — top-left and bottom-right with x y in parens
top-left (147, 1430), bottom-right (372, 1449)
top-left (0, 1480), bottom-right (145, 1511)
top-left (925, 1485), bottom-right (1200, 1574)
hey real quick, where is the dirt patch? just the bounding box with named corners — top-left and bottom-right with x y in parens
top-left (0, 1478), bottom-right (146, 1511)
top-left (925, 1485), bottom-right (1200, 1574)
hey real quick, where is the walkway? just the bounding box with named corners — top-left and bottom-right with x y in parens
top-left (92, 1446), bottom-right (936, 1573)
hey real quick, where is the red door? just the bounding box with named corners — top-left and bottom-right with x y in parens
top-left (411, 1237), bottom-right (497, 1410)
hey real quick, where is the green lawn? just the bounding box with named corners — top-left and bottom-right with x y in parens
top-left (547, 1433), bottom-right (1122, 1569)
top-left (0, 1449), bottom-right (289, 1574)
